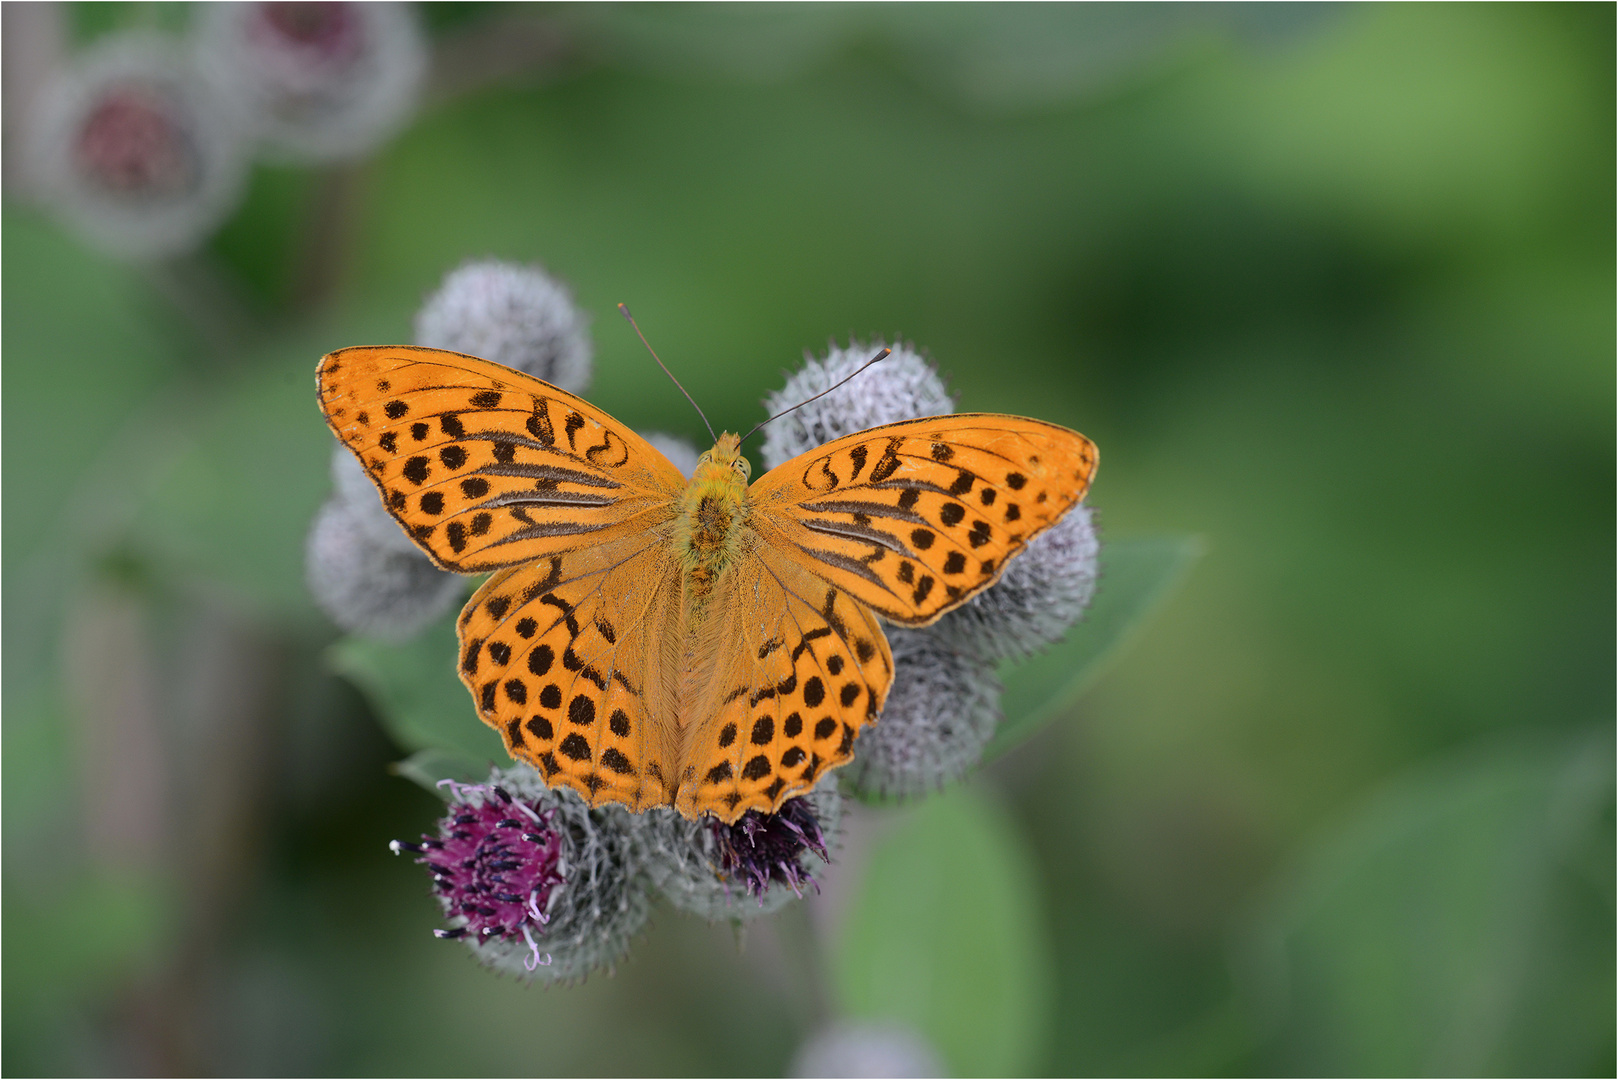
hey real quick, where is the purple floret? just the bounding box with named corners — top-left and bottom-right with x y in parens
top-left (709, 796), bottom-right (830, 901)
top-left (391, 782), bottom-right (565, 969)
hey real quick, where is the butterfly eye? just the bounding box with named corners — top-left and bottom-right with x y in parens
top-left (733, 458), bottom-right (751, 480)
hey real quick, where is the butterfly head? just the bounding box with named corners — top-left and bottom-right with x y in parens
top-left (692, 431), bottom-right (751, 489)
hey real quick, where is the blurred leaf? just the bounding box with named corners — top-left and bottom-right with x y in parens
top-left (390, 747), bottom-right (490, 799)
top-left (131, 336), bottom-right (340, 621)
top-left (2, 871), bottom-right (169, 1010)
top-left (832, 785), bottom-right (1055, 1075)
top-left (2, 208), bottom-right (192, 693)
top-left (327, 614), bottom-right (506, 765)
top-left (67, 1), bottom-right (193, 44)
top-left (985, 535), bottom-right (1201, 760)
top-left (209, 165), bottom-right (326, 313)
top-left (1237, 724), bottom-right (1616, 1076)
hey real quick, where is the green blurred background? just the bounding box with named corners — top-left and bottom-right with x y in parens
top-left (4, 3), bottom-right (1612, 1075)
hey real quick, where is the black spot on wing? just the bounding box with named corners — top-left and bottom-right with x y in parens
top-left (848, 444), bottom-right (868, 479)
top-left (558, 733), bottom-right (591, 761)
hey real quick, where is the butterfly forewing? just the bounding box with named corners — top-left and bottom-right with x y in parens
top-left (749, 414), bottom-right (1098, 626)
top-left (675, 542), bottom-right (893, 818)
top-left (318, 346), bottom-right (686, 573)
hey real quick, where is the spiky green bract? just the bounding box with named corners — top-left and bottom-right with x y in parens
top-left (639, 782), bottom-right (843, 921)
top-left (414, 260), bottom-right (593, 391)
top-left (450, 767), bottom-right (652, 984)
top-left (759, 341), bottom-right (954, 470)
top-left (933, 505), bottom-right (1100, 662)
top-left (843, 628), bottom-right (1003, 799)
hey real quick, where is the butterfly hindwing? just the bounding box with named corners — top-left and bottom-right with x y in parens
top-left (458, 532), bottom-right (681, 812)
top-left (319, 346), bottom-right (686, 573)
top-left (675, 545), bottom-right (893, 818)
top-left (749, 414), bottom-right (1098, 625)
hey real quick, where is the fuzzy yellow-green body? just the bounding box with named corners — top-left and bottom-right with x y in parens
top-left (672, 431), bottom-right (753, 617)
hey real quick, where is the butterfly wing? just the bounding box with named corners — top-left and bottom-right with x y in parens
top-left (671, 540), bottom-right (893, 820)
top-left (457, 528), bottom-right (684, 812)
top-left (748, 414), bottom-right (1098, 626)
top-left (318, 346), bottom-right (687, 572)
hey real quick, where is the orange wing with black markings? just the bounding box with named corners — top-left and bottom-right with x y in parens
top-left (318, 346), bottom-right (686, 572)
top-left (748, 414), bottom-right (1098, 625)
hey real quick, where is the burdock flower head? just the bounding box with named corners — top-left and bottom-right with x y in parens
top-left (414, 260), bottom-right (594, 392)
top-left (843, 628), bottom-right (1002, 799)
top-left (194, 2), bottom-right (426, 163)
top-left (305, 447), bottom-right (462, 638)
top-left (392, 780), bottom-right (566, 970)
top-left (26, 33), bottom-right (249, 259)
top-left (759, 340), bottom-right (955, 472)
top-left (395, 766), bottom-right (652, 983)
top-left (641, 782), bottom-right (843, 921)
top-left (933, 503), bottom-right (1101, 662)
top-left (711, 795), bottom-right (831, 899)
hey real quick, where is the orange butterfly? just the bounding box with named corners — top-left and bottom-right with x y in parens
top-left (319, 345), bottom-right (1097, 822)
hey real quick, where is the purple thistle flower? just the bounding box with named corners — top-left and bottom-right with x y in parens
top-left (708, 796), bottom-right (830, 901)
top-left (391, 780), bottom-right (565, 972)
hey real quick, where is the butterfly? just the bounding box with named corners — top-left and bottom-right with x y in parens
top-left (318, 345), bottom-right (1097, 822)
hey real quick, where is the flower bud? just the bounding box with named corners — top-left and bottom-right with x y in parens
top-left (789, 1021), bottom-right (946, 1078)
top-left (760, 341), bottom-right (953, 471)
top-left (842, 628), bottom-right (1002, 799)
top-left (933, 504), bottom-right (1100, 662)
top-left (305, 495), bottom-right (461, 639)
top-left (414, 260), bottom-right (593, 392)
top-left (329, 444), bottom-right (419, 554)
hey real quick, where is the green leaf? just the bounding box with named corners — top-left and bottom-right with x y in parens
top-left (130, 335), bottom-right (341, 622)
top-left (326, 614), bottom-right (506, 765)
top-left (1236, 725), bottom-right (1616, 1076)
top-left (3, 871), bottom-right (169, 1011)
top-left (984, 534), bottom-right (1200, 760)
top-left (831, 784), bottom-right (1055, 1075)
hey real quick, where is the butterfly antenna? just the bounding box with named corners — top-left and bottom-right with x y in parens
top-left (741, 347), bottom-right (891, 445)
top-left (618, 303), bottom-right (717, 443)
